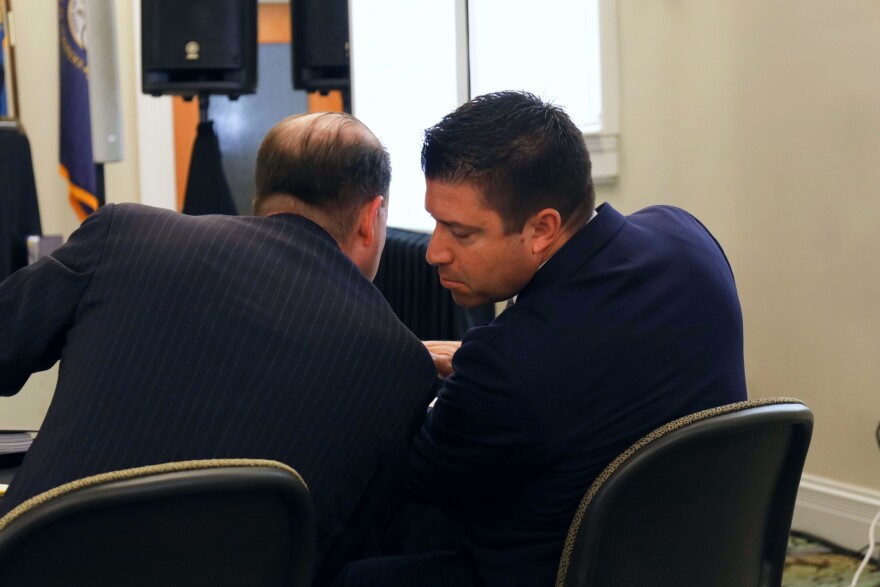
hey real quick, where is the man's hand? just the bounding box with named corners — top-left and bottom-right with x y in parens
top-left (423, 340), bottom-right (462, 379)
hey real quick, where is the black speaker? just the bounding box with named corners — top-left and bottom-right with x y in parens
top-left (142, 0), bottom-right (257, 99)
top-left (292, 0), bottom-right (350, 93)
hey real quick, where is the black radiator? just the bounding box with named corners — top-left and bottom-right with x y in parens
top-left (374, 228), bottom-right (494, 340)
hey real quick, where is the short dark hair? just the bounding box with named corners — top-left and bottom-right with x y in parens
top-left (254, 113), bottom-right (391, 238)
top-left (421, 91), bottom-right (594, 233)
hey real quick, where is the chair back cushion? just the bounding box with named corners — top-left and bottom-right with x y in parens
top-left (557, 398), bottom-right (813, 587)
top-left (0, 459), bottom-right (315, 587)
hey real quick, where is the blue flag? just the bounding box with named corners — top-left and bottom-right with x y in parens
top-left (1, 19), bottom-right (7, 117)
top-left (59, 0), bottom-right (100, 221)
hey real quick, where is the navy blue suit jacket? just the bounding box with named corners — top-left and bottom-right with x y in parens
top-left (0, 204), bottom-right (436, 579)
top-left (408, 203), bottom-right (747, 586)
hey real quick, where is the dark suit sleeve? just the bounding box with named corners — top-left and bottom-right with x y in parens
top-left (406, 339), bottom-right (544, 507)
top-left (0, 206), bottom-right (113, 395)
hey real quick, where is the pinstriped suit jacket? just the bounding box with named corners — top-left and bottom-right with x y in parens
top-left (0, 204), bottom-right (436, 577)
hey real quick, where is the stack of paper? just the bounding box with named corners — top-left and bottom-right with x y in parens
top-left (0, 431), bottom-right (33, 467)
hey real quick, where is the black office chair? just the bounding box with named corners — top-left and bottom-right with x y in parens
top-left (0, 458), bottom-right (315, 587)
top-left (555, 397), bottom-right (813, 587)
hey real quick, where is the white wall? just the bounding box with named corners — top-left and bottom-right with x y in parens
top-left (13, 0), bottom-right (144, 238)
top-left (14, 0), bottom-right (77, 239)
top-left (2, 0), bottom-right (152, 428)
top-left (600, 0), bottom-right (880, 491)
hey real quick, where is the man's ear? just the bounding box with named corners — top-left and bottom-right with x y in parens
top-left (357, 196), bottom-right (384, 246)
top-left (527, 208), bottom-right (563, 255)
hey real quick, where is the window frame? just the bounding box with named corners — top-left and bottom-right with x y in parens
top-left (458, 0), bottom-right (620, 184)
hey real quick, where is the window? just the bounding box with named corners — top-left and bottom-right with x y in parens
top-left (350, 0), bottom-right (619, 232)
top-left (468, 0), bottom-right (602, 132)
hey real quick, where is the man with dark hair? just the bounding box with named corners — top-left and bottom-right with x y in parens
top-left (0, 112), bottom-right (436, 583)
top-left (335, 92), bottom-right (747, 586)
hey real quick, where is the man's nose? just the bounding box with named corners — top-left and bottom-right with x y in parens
top-left (425, 229), bottom-right (452, 266)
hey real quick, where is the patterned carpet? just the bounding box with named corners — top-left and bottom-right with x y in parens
top-left (784, 532), bottom-right (880, 586)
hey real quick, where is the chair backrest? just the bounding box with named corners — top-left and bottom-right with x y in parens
top-left (0, 459), bottom-right (315, 587)
top-left (556, 398), bottom-right (813, 587)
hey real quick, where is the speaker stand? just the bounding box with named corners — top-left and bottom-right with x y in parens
top-left (198, 94), bottom-right (211, 124)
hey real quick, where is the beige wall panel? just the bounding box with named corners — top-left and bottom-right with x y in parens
top-left (597, 0), bottom-right (880, 489)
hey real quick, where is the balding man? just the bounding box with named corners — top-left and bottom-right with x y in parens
top-left (0, 113), bottom-right (436, 581)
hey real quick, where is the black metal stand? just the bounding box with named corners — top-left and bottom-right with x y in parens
top-left (95, 162), bottom-right (105, 206)
top-left (198, 93), bottom-right (211, 123)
